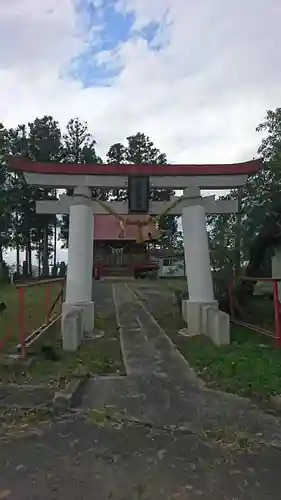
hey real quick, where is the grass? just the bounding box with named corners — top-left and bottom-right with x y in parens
top-left (0, 282), bottom-right (124, 386)
top-left (24, 309), bottom-right (125, 386)
top-left (4, 277), bottom-right (280, 400)
top-left (133, 280), bottom-right (281, 401)
top-left (177, 326), bottom-right (281, 400)
top-left (0, 281), bottom-right (63, 353)
top-left (200, 426), bottom-right (257, 451)
top-left (234, 296), bottom-right (275, 332)
top-left (158, 279), bottom-right (281, 400)
top-left (161, 278), bottom-right (187, 292)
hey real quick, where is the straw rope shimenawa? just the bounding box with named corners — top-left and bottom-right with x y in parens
top-left (95, 195), bottom-right (185, 243)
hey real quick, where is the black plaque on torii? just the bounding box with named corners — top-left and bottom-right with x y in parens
top-left (128, 175), bottom-right (150, 214)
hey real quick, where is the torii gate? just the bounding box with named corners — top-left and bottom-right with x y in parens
top-left (8, 157), bottom-right (261, 350)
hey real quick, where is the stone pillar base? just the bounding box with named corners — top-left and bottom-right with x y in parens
top-left (61, 301), bottom-right (95, 351)
top-left (203, 305), bottom-right (230, 346)
top-left (182, 300), bottom-right (217, 334)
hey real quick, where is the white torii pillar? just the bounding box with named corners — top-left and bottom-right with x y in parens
top-left (181, 187), bottom-right (217, 333)
top-left (62, 186), bottom-right (95, 351)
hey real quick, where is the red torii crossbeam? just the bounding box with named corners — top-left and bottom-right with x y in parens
top-left (8, 156), bottom-right (261, 176)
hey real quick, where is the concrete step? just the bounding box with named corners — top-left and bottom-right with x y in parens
top-left (103, 266), bottom-right (132, 276)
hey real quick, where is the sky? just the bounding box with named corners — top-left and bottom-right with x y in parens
top-left (1, 0), bottom-right (281, 265)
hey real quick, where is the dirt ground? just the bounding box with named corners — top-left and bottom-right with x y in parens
top-left (1, 280), bottom-right (281, 499)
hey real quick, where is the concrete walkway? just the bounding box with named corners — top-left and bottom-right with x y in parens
top-left (1, 413), bottom-right (281, 500)
top-left (2, 281), bottom-right (281, 499)
top-left (84, 283), bottom-right (281, 446)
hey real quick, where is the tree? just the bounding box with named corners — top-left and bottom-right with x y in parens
top-left (59, 118), bottom-right (104, 248)
top-left (106, 143), bottom-right (126, 164)
top-left (125, 133), bottom-right (167, 165)
top-left (209, 108), bottom-right (281, 275)
top-left (106, 142), bottom-right (127, 201)
top-left (5, 118), bottom-right (61, 276)
top-left (127, 133), bottom-right (177, 248)
top-left (0, 124), bottom-right (12, 268)
top-left (7, 118), bottom-right (61, 275)
top-left (105, 132), bottom-right (179, 248)
top-left (257, 108), bottom-right (281, 169)
top-left (7, 124), bottom-right (32, 273)
top-left (28, 116), bottom-right (62, 275)
top-left (62, 118), bottom-right (102, 165)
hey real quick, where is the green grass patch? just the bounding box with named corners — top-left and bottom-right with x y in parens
top-left (0, 283), bottom-right (124, 386)
top-left (132, 278), bottom-right (186, 293)
top-left (25, 310), bottom-right (124, 386)
top-left (175, 326), bottom-right (281, 400)
top-left (160, 278), bottom-right (187, 292)
top-left (137, 281), bottom-right (281, 401)
top-left (0, 282), bottom-right (63, 352)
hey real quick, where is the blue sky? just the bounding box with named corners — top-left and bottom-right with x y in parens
top-left (72, 0), bottom-right (160, 87)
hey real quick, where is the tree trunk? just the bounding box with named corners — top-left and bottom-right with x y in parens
top-left (16, 242), bottom-right (20, 274)
top-left (235, 188), bottom-right (242, 275)
top-left (38, 244), bottom-right (41, 276)
top-left (42, 188), bottom-right (50, 277)
top-left (25, 238), bottom-right (32, 275)
top-left (14, 212), bottom-right (20, 274)
top-left (24, 205), bottom-right (32, 275)
top-left (0, 244), bottom-right (3, 279)
top-left (53, 219), bottom-right (57, 267)
top-left (53, 190), bottom-right (57, 267)
top-left (28, 233), bottom-right (32, 275)
top-left (42, 225), bottom-right (49, 277)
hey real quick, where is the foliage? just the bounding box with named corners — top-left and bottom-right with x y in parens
top-left (0, 124), bottom-right (13, 262)
top-left (5, 118), bottom-right (61, 275)
top-left (61, 118), bottom-right (102, 164)
top-left (107, 132), bottom-right (178, 248)
top-left (178, 326), bottom-right (281, 399)
top-left (59, 118), bottom-right (106, 247)
top-left (208, 107), bottom-right (281, 275)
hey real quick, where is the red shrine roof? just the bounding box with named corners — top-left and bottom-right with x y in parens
top-left (94, 215), bottom-right (140, 241)
top-left (7, 156), bottom-right (262, 176)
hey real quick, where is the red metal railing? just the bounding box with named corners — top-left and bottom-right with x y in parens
top-left (0, 278), bottom-right (64, 357)
top-left (228, 276), bottom-right (281, 346)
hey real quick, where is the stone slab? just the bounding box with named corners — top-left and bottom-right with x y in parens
top-left (203, 306), bottom-right (230, 346)
top-left (182, 299), bottom-right (217, 333)
top-left (2, 411), bottom-right (281, 499)
top-left (53, 376), bottom-right (88, 414)
top-left (61, 303), bottom-right (83, 351)
top-left (62, 301), bottom-right (95, 337)
top-left (0, 384), bottom-right (54, 409)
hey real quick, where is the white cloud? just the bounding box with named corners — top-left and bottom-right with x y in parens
top-left (0, 1), bottom-right (83, 72)
top-left (0, 0), bottom-right (281, 163)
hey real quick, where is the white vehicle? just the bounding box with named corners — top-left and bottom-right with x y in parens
top-left (157, 257), bottom-right (185, 278)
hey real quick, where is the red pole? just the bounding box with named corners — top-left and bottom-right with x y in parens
top-left (273, 279), bottom-right (281, 346)
top-left (19, 287), bottom-right (25, 358)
